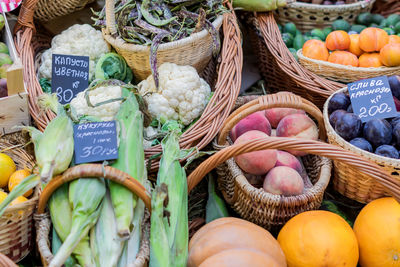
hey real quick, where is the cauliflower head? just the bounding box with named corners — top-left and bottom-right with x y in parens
top-left (70, 85), bottom-right (122, 121)
top-left (138, 63), bottom-right (211, 126)
top-left (39, 24), bottom-right (110, 81)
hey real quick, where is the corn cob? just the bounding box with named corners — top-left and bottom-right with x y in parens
top-left (91, 189), bottom-right (124, 267)
top-left (109, 87), bottom-right (147, 239)
top-left (52, 227), bottom-right (77, 267)
top-left (49, 178), bottom-right (105, 267)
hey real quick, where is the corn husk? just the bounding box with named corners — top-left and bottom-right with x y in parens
top-left (233, 0), bottom-right (287, 11)
top-left (52, 227), bottom-right (77, 267)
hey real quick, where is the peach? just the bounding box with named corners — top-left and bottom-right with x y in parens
top-left (275, 150), bottom-right (303, 174)
top-left (263, 166), bottom-right (304, 196)
top-left (230, 111), bottom-right (272, 142)
top-left (276, 114), bottom-right (318, 156)
top-left (265, 108), bottom-right (306, 128)
top-left (234, 130), bottom-right (277, 175)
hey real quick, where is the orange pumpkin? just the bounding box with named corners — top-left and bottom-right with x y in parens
top-left (359, 53), bottom-right (383, 68)
top-left (359, 27), bottom-right (389, 52)
top-left (325, 30), bottom-right (351, 51)
top-left (302, 39), bottom-right (329, 61)
top-left (328, 51), bottom-right (359, 67)
top-left (353, 197), bottom-right (400, 267)
top-left (277, 210), bottom-right (359, 267)
top-left (348, 34), bottom-right (363, 56)
top-left (380, 43), bottom-right (400, 66)
top-left (388, 35), bottom-right (400, 44)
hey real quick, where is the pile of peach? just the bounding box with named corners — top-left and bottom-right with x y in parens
top-left (230, 108), bottom-right (319, 196)
top-left (302, 28), bottom-right (400, 67)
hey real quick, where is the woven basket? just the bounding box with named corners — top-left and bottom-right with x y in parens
top-left (323, 87), bottom-right (400, 203)
top-left (34, 0), bottom-right (95, 22)
top-left (35, 164), bottom-right (151, 267)
top-left (103, 0), bottom-right (223, 81)
top-left (373, 0), bottom-right (400, 16)
top-left (275, 0), bottom-right (375, 32)
top-left (0, 253), bottom-right (18, 267)
top-left (248, 12), bottom-right (343, 109)
top-left (0, 133), bottom-right (37, 263)
top-left (14, 0), bottom-right (242, 172)
top-left (298, 49), bottom-right (400, 83)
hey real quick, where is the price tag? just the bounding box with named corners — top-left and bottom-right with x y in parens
top-left (348, 76), bottom-right (398, 122)
top-left (51, 54), bottom-right (89, 104)
top-left (73, 121), bottom-right (118, 164)
top-left (0, 0), bottom-right (22, 12)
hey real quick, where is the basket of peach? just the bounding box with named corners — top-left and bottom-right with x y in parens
top-left (298, 27), bottom-right (400, 83)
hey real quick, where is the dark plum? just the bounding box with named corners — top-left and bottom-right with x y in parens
top-left (363, 119), bottom-right (392, 148)
top-left (328, 93), bottom-right (351, 114)
top-left (390, 116), bottom-right (400, 128)
top-left (394, 96), bottom-right (400, 112)
top-left (329, 109), bottom-right (347, 127)
top-left (388, 75), bottom-right (400, 99)
top-left (349, 137), bottom-right (373, 152)
top-left (375, 145), bottom-right (399, 159)
top-left (347, 104), bottom-right (353, 113)
top-left (393, 123), bottom-right (400, 147)
top-left (335, 113), bottom-right (362, 141)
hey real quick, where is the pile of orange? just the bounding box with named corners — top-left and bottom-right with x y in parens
top-left (302, 27), bottom-right (400, 67)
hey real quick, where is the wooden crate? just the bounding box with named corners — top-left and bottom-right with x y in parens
top-left (0, 13), bottom-right (29, 135)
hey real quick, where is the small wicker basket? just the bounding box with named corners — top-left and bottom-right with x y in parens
top-left (0, 253), bottom-right (18, 267)
top-left (35, 164), bottom-right (152, 267)
top-left (34, 0), bottom-right (95, 22)
top-left (298, 49), bottom-right (400, 83)
top-left (373, 0), bottom-right (400, 16)
top-left (275, 0), bottom-right (376, 32)
top-left (0, 133), bottom-right (37, 263)
top-left (248, 12), bottom-right (343, 108)
top-left (323, 87), bottom-right (400, 203)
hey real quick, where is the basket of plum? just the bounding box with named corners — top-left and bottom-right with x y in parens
top-left (323, 75), bottom-right (400, 203)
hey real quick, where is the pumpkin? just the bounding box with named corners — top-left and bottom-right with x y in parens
top-left (348, 34), bottom-right (363, 57)
top-left (359, 53), bottom-right (383, 68)
top-left (353, 197), bottom-right (400, 267)
top-left (359, 27), bottom-right (389, 52)
top-left (328, 51), bottom-right (359, 67)
top-left (325, 30), bottom-right (351, 51)
top-left (277, 210), bottom-right (359, 267)
top-left (389, 35), bottom-right (400, 44)
top-left (302, 39), bottom-right (329, 61)
top-left (188, 217), bottom-right (287, 267)
top-left (199, 249), bottom-right (281, 267)
top-left (380, 43), bottom-right (400, 67)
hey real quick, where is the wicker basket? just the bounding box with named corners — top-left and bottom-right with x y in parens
top-left (34, 0), bottom-right (95, 22)
top-left (35, 164), bottom-right (151, 267)
top-left (323, 87), bottom-right (400, 203)
top-left (298, 49), bottom-right (400, 83)
top-left (0, 253), bottom-right (18, 267)
top-left (14, 0), bottom-right (242, 172)
top-left (373, 0), bottom-right (400, 16)
top-left (0, 133), bottom-right (37, 263)
top-left (248, 12), bottom-right (343, 108)
top-left (103, 0), bottom-right (224, 81)
top-left (275, 0), bottom-right (375, 32)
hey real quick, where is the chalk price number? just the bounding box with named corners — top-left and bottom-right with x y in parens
top-left (80, 145), bottom-right (117, 159)
top-left (55, 87), bottom-right (74, 103)
top-left (358, 103), bottom-right (392, 118)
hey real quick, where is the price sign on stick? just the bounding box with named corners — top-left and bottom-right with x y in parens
top-left (51, 54), bottom-right (89, 104)
top-left (73, 121), bottom-right (119, 164)
top-left (0, 0), bottom-right (22, 12)
top-left (348, 76), bottom-right (398, 122)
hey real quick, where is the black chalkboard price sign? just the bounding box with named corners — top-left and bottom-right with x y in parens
top-left (73, 121), bottom-right (119, 164)
top-left (348, 76), bottom-right (398, 122)
top-left (51, 54), bottom-right (89, 104)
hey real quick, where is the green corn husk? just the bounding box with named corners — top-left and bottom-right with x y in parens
top-left (49, 178), bottom-right (105, 267)
top-left (52, 227), bottom-right (77, 267)
top-left (205, 175), bottom-right (229, 223)
top-left (233, 0), bottom-right (287, 11)
top-left (150, 122), bottom-right (188, 267)
top-left (91, 189), bottom-right (124, 267)
top-left (109, 87), bottom-right (147, 239)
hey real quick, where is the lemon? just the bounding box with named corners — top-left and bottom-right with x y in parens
top-left (0, 153), bottom-right (16, 188)
top-left (10, 196), bottom-right (28, 206)
top-left (8, 169), bottom-right (32, 197)
top-left (0, 191), bottom-right (7, 204)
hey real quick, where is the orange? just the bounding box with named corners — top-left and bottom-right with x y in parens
top-left (0, 153), bottom-right (16, 188)
top-left (8, 169), bottom-right (32, 197)
top-left (0, 191), bottom-right (7, 204)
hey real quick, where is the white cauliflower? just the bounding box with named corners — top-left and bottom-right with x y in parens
top-left (138, 63), bottom-right (211, 126)
top-left (39, 24), bottom-right (110, 81)
top-left (70, 85), bottom-right (122, 121)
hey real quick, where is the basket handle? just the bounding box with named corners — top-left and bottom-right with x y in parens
top-left (217, 92), bottom-right (326, 145)
top-left (187, 137), bottom-right (400, 202)
top-left (105, 0), bottom-right (117, 36)
top-left (14, 0), bottom-right (39, 34)
top-left (36, 164), bottom-right (152, 214)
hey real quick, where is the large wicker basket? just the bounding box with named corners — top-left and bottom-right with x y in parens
top-left (34, 0), bottom-right (95, 22)
top-left (373, 0), bottom-right (400, 16)
top-left (35, 164), bottom-right (152, 267)
top-left (248, 12), bottom-right (343, 108)
top-left (323, 87), bottom-right (400, 203)
top-left (298, 49), bottom-right (400, 83)
top-left (275, 0), bottom-right (375, 32)
top-left (14, 0), bottom-right (242, 172)
top-left (0, 133), bottom-right (37, 263)
top-left (0, 253), bottom-right (18, 267)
